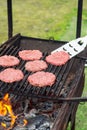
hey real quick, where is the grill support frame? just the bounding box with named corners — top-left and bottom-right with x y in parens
top-left (6, 0), bottom-right (83, 39)
top-left (76, 0), bottom-right (83, 38)
top-left (7, 0), bottom-right (13, 39)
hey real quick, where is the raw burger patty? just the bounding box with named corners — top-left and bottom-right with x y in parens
top-left (46, 51), bottom-right (70, 66)
top-left (19, 50), bottom-right (43, 60)
top-left (28, 71), bottom-right (56, 87)
top-left (0, 55), bottom-right (20, 67)
top-left (0, 68), bottom-right (24, 83)
top-left (25, 60), bottom-right (48, 72)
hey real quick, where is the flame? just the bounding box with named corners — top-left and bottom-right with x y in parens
top-left (0, 93), bottom-right (17, 129)
top-left (1, 122), bottom-right (6, 128)
top-left (23, 119), bottom-right (28, 126)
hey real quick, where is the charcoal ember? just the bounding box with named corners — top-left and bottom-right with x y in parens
top-left (26, 115), bottom-right (51, 130)
top-left (24, 109), bottom-right (38, 119)
top-left (36, 122), bottom-right (50, 130)
top-left (16, 116), bottom-right (25, 126)
top-left (0, 125), bottom-right (7, 130)
top-left (13, 115), bottom-right (51, 130)
top-left (12, 126), bottom-right (27, 130)
top-left (0, 115), bottom-right (12, 129)
top-left (13, 116), bottom-right (27, 130)
top-left (3, 115), bottom-right (12, 122)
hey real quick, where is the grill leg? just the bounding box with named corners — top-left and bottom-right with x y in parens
top-left (76, 0), bottom-right (83, 38)
top-left (71, 116), bottom-right (75, 130)
top-left (7, 0), bottom-right (13, 39)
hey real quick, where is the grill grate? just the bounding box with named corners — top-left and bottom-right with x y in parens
top-left (0, 40), bottom-right (85, 102)
top-left (0, 45), bottom-right (74, 96)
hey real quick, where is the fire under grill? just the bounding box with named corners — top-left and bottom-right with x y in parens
top-left (0, 34), bottom-right (86, 130)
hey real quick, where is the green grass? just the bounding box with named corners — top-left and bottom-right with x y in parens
top-left (12, 0), bottom-right (77, 40)
top-left (0, 0), bottom-right (87, 130)
top-left (0, 0), bottom-right (77, 43)
top-left (0, 1), bottom-right (8, 43)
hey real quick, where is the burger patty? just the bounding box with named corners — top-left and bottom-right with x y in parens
top-left (25, 60), bottom-right (48, 72)
top-left (28, 71), bottom-right (56, 87)
top-left (0, 68), bottom-right (24, 83)
top-left (18, 50), bottom-right (43, 61)
top-left (45, 51), bottom-right (70, 66)
top-left (0, 55), bottom-right (20, 67)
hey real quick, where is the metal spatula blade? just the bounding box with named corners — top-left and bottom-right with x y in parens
top-left (51, 36), bottom-right (87, 58)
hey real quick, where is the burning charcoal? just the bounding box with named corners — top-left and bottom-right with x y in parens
top-left (36, 122), bottom-right (50, 130)
top-left (12, 125), bottom-right (27, 130)
top-left (3, 115), bottom-right (12, 122)
top-left (0, 125), bottom-right (7, 130)
top-left (15, 115), bottom-right (27, 126)
top-left (27, 115), bottom-right (51, 130)
top-left (16, 116), bottom-right (25, 126)
top-left (0, 116), bottom-right (4, 122)
top-left (24, 109), bottom-right (38, 119)
top-left (13, 115), bottom-right (28, 130)
top-left (0, 115), bottom-right (12, 129)
top-left (13, 114), bottom-right (51, 130)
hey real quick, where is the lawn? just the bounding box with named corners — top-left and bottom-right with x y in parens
top-left (0, 0), bottom-right (87, 130)
top-left (0, 0), bottom-right (77, 43)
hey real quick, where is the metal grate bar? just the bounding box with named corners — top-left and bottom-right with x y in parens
top-left (17, 59), bottom-right (75, 99)
top-left (21, 52), bottom-right (49, 95)
top-left (0, 45), bottom-right (21, 57)
top-left (0, 45), bottom-right (14, 56)
top-left (53, 59), bottom-right (75, 96)
top-left (0, 44), bottom-right (7, 52)
top-left (0, 41), bottom-right (83, 102)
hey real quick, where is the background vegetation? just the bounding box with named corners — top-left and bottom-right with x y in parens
top-left (0, 0), bottom-right (87, 130)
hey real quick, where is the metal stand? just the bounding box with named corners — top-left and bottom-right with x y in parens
top-left (76, 0), bottom-right (83, 38)
top-left (7, 0), bottom-right (83, 39)
top-left (7, 0), bottom-right (13, 39)
top-left (71, 117), bottom-right (75, 130)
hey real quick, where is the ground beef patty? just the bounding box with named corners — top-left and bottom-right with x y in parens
top-left (19, 50), bottom-right (43, 61)
top-left (0, 68), bottom-right (24, 83)
top-left (25, 60), bottom-right (48, 72)
top-left (28, 71), bottom-right (56, 87)
top-left (0, 55), bottom-right (20, 67)
top-left (46, 51), bottom-right (70, 66)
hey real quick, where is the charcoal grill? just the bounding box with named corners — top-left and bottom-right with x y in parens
top-left (0, 0), bottom-right (87, 130)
